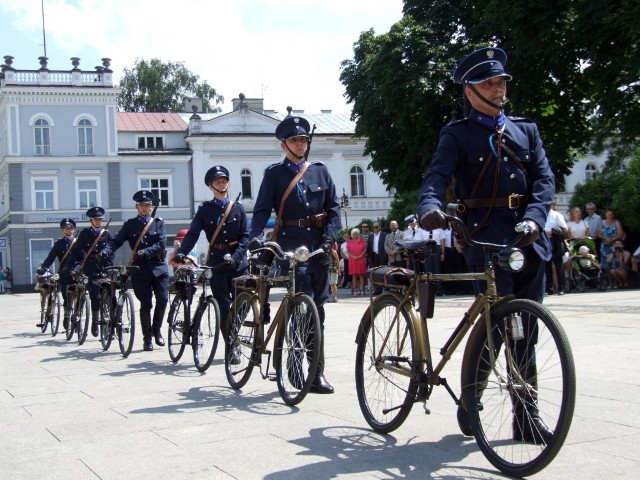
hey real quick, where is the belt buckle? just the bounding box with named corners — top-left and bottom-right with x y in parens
top-left (298, 219), bottom-right (306, 227)
top-left (508, 194), bottom-right (520, 209)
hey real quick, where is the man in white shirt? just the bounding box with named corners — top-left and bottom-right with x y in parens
top-left (367, 222), bottom-right (387, 294)
top-left (544, 203), bottom-right (568, 294)
top-left (425, 228), bottom-right (446, 295)
top-left (403, 215), bottom-right (429, 241)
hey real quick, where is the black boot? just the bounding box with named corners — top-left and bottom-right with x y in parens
top-left (512, 363), bottom-right (554, 444)
top-left (152, 306), bottom-right (166, 347)
top-left (63, 316), bottom-right (70, 332)
top-left (140, 310), bottom-right (153, 351)
top-left (91, 310), bottom-right (99, 337)
top-left (310, 338), bottom-right (334, 394)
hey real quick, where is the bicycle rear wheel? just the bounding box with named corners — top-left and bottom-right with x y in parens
top-left (77, 293), bottom-right (90, 346)
top-left (39, 291), bottom-right (49, 333)
top-left (225, 292), bottom-right (258, 389)
top-left (193, 296), bottom-right (220, 372)
top-left (65, 291), bottom-right (76, 341)
top-left (355, 293), bottom-right (418, 433)
top-left (99, 289), bottom-right (114, 351)
top-left (50, 291), bottom-right (62, 337)
top-left (117, 291), bottom-right (135, 358)
top-left (274, 294), bottom-right (321, 406)
top-left (167, 295), bottom-right (188, 362)
top-left (461, 299), bottom-right (576, 477)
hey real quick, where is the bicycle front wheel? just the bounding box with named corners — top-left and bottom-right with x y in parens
top-left (461, 298), bottom-right (576, 477)
top-left (274, 294), bottom-right (321, 406)
top-left (117, 291), bottom-right (135, 358)
top-left (167, 295), bottom-right (188, 363)
top-left (50, 291), bottom-right (63, 337)
top-left (39, 291), bottom-right (49, 333)
top-left (193, 296), bottom-right (220, 372)
top-left (65, 292), bottom-right (76, 341)
top-left (99, 289), bottom-right (114, 351)
top-left (355, 293), bottom-right (417, 433)
top-left (225, 292), bottom-right (258, 389)
top-left (77, 293), bottom-right (90, 346)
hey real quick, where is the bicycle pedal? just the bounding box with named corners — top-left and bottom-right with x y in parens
top-left (267, 373), bottom-right (277, 381)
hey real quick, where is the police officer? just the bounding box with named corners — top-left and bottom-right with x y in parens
top-left (249, 116), bottom-right (341, 394)
top-left (68, 207), bottom-right (114, 337)
top-left (173, 166), bottom-right (249, 343)
top-left (37, 218), bottom-right (77, 331)
top-left (418, 47), bottom-right (555, 444)
top-left (100, 191), bottom-right (169, 352)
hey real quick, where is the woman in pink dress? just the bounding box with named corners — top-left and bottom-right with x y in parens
top-left (347, 228), bottom-right (367, 296)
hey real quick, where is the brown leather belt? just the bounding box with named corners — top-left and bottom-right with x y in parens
top-left (463, 194), bottom-right (529, 209)
top-left (211, 241), bottom-right (239, 250)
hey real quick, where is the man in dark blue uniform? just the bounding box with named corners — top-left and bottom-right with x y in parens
top-left (100, 191), bottom-right (169, 352)
top-left (249, 116), bottom-right (341, 394)
top-left (418, 47), bottom-right (555, 444)
top-left (37, 218), bottom-right (77, 331)
top-left (173, 165), bottom-right (249, 343)
top-left (68, 207), bottom-right (114, 338)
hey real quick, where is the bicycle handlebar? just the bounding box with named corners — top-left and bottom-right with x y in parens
top-left (444, 214), bottom-right (530, 251)
top-left (258, 241), bottom-right (325, 262)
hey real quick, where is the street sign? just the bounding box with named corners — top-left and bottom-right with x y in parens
top-left (0, 237), bottom-right (6, 248)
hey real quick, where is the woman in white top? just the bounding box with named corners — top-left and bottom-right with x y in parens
top-left (566, 206), bottom-right (590, 239)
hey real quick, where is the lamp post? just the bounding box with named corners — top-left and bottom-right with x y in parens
top-left (340, 188), bottom-right (350, 228)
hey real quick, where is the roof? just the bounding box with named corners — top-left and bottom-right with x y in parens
top-left (117, 112), bottom-right (187, 132)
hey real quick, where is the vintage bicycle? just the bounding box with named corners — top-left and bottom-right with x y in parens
top-left (224, 241), bottom-right (324, 406)
top-left (355, 212), bottom-right (576, 477)
top-left (166, 257), bottom-right (220, 372)
top-left (95, 265), bottom-right (138, 357)
top-left (35, 269), bottom-right (63, 336)
top-left (65, 270), bottom-right (91, 345)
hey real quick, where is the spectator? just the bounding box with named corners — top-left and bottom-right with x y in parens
top-left (367, 222), bottom-right (387, 294)
top-left (347, 228), bottom-right (367, 296)
top-left (383, 220), bottom-right (404, 267)
top-left (566, 206), bottom-right (590, 239)
top-left (606, 239), bottom-right (631, 288)
top-left (328, 242), bottom-right (340, 302)
top-left (544, 203), bottom-right (568, 295)
top-left (339, 232), bottom-right (351, 289)
top-left (0, 268), bottom-right (4, 294)
top-left (3, 267), bottom-right (11, 294)
top-left (585, 202), bottom-right (603, 253)
top-left (597, 209), bottom-right (624, 269)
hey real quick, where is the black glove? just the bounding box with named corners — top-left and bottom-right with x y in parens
top-left (99, 249), bottom-right (110, 260)
top-left (226, 258), bottom-right (238, 271)
top-left (137, 249), bottom-right (149, 258)
top-left (516, 220), bottom-right (540, 248)
top-left (72, 264), bottom-right (82, 276)
top-left (36, 267), bottom-right (46, 275)
top-left (248, 237), bottom-right (263, 252)
top-left (173, 253), bottom-right (186, 264)
top-left (320, 235), bottom-right (334, 255)
top-left (420, 209), bottom-right (448, 230)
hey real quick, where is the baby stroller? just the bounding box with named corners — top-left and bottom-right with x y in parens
top-left (564, 238), bottom-right (607, 292)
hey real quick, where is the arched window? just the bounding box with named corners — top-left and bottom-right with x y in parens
top-left (34, 118), bottom-right (51, 155)
top-left (241, 168), bottom-right (252, 199)
top-left (77, 118), bottom-right (94, 155)
top-left (350, 165), bottom-right (365, 197)
top-left (585, 162), bottom-right (598, 181)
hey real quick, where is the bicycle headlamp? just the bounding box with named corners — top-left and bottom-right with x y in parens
top-left (81, 275), bottom-right (89, 285)
top-left (119, 265), bottom-right (128, 276)
top-left (204, 269), bottom-right (213, 280)
top-left (497, 248), bottom-right (525, 272)
top-left (52, 273), bottom-right (60, 281)
top-left (294, 246), bottom-right (310, 263)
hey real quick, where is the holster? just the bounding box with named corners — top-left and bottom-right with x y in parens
top-left (309, 212), bottom-right (328, 228)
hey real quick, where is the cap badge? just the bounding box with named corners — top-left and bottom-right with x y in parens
top-left (487, 50), bottom-right (495, 59)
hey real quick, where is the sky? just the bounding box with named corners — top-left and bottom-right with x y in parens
top-left (0, 0), bottom-right (404, 114)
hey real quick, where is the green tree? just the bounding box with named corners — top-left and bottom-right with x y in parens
top-left (118, 58), bottom-right (224, 113)
top-left (341, 0), bottom-right (640, 195)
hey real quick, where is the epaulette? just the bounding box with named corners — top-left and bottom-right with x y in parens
top-left (310, 160), bottom-right (325, 166)
top-left (447, 118), bottom-right (469, 126)
top-left (265, 162), bottom-right (281, 171)
top-left (508, 115), bottom-right (533, 123)
top-left (154, 216), bottom-right (163, 222)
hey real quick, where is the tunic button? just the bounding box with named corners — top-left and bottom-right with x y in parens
top-left (479, 157), bottom-right (483, 162)
top-left (474, 223), bottom-right (478, 227)
top-left (509, 174), bottom-right (515, 179)
top-left (307, 227), bottom-right (311, 231)
top-left (306, 203), bottom-right (310, 207)
top-left (503, 157), bottom-right (508, 162)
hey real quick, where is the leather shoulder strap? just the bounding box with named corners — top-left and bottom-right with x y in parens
top-left (205, 200), bottom-right (235, 261)
top-left (272, 162), bottom-right (309, 241)
top-left (59, 238), bottom-right (76, 269)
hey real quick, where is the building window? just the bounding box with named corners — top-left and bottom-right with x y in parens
top-left (76, 178), bottom-right (99, 209)
top-left (350, 165), bottom-right (366, 197)
top-left (137, 136), bottom-right (164, 150)
top-left (77, 119), bottom-right (94, 155)
top-left (30, 239), bottom-right (54, 282)
top-left (241, 168), bottom-right (252, 199)
top-left (140, 177), bottom-right (170, 206)
top-left (34, 118), bottom-right (51, 155)
top-left (32, 178), bottom-right (56, 210)
top-left (585, 162), bottom-right (598, 181)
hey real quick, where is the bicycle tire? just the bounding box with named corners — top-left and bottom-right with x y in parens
top-left (39, 291), bottom-right (49, 333)
top-left (274, 294), bottom-right (321, 406)
top-left (225, 291), bottom-right (258, 389)
top-left (355, 293), bottom-right (418, 433)
top-left (193, 296), bottom-right (220, 372)
top-left (50, 291), bottom-right (63, 337)
top-left (118, 291), bottom-right (136, 358)
top-left (65, 291), bottom-right (76, 341)
top-left (167, 295), bottom-right (188, 363)
top-left (461, 298), bottom-right (576, 477)
top-left (77, 293), bottom-right (90, 346)
top-left (99, 289), bottom-right (114, 351)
